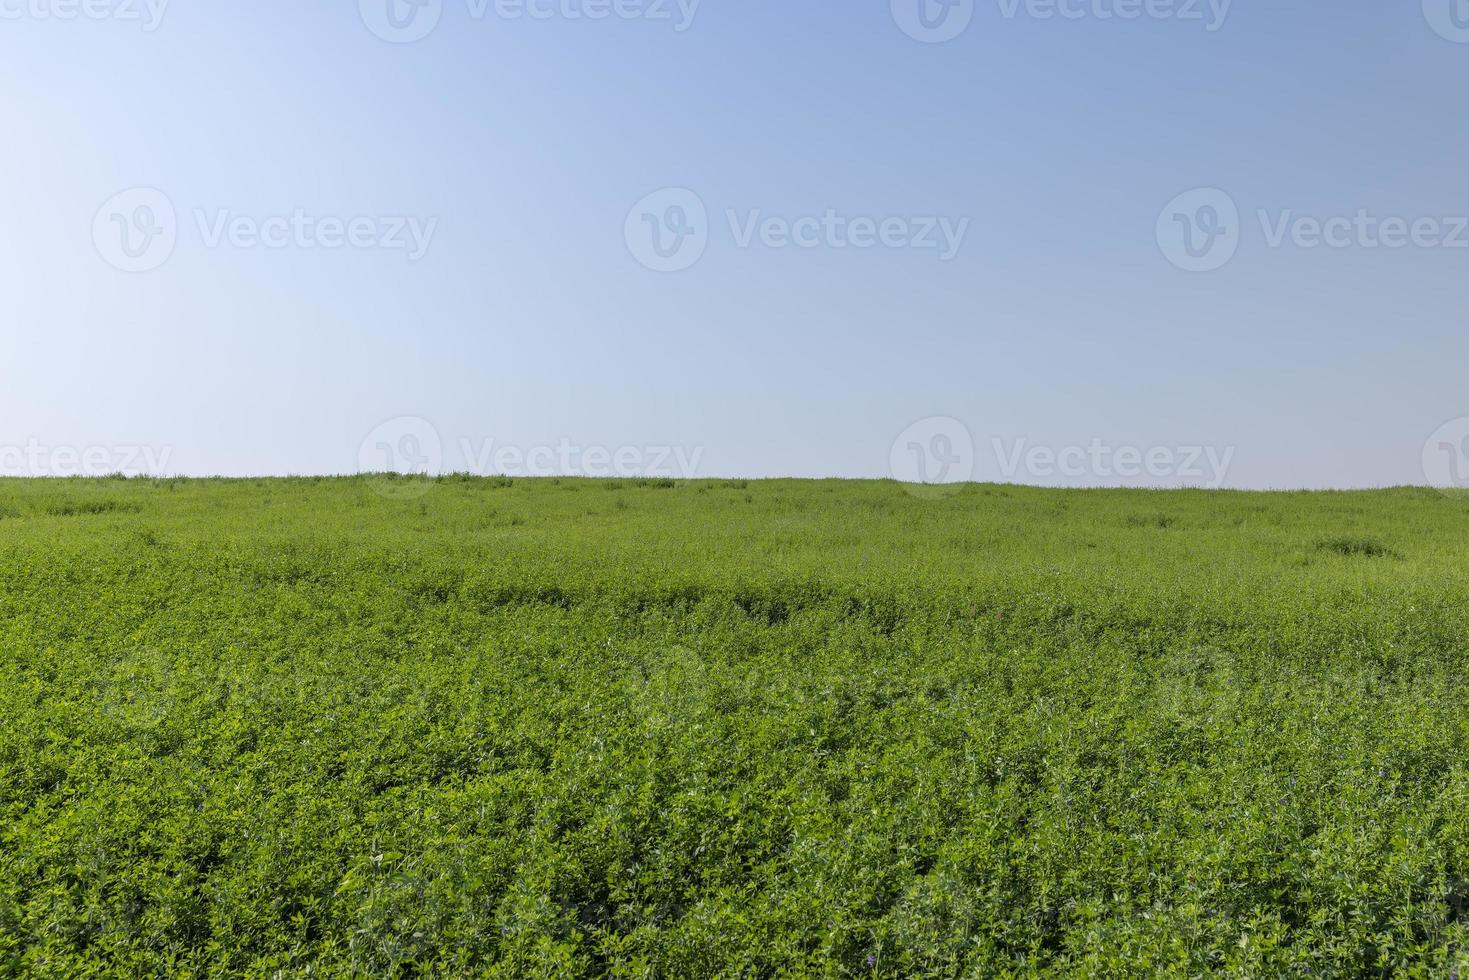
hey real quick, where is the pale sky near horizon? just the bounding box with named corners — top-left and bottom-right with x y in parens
top-left (4, 1), bottom-right (1469, 489)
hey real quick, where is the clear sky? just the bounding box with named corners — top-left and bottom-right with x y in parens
top-left (4, 1), bottom-right (1468, 488)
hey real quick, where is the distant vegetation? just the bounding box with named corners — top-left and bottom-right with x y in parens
top-left (1, 477), bottom-right (1466, 976)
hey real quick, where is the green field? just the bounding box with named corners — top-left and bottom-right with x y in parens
top-left (2, 477), bottom-right (1468, 977)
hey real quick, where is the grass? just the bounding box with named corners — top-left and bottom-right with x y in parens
top-left (1, 477), bottom-right (1467, 977)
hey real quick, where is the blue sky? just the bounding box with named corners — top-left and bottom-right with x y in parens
top-left (3, 1), bottom-right (1468, 487)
